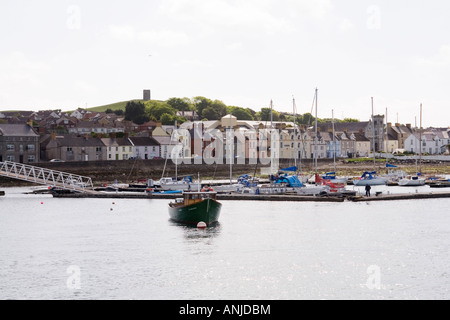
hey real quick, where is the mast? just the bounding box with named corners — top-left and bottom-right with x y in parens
top-left (314, 88), bottom-right (318, 176)
top-left (332, 109), bottom-right (336, 173)
top-left (371, 97), bottom-right (376, 171)
top-left (293, 96), bottom-right (297, 169)
top-left (229, 114), bottom-right (233, 185)
top-left (419, 103), bottom-right (423, 174)
top-left (385, 107), bottom-right (388, 167)
top-left (270, 99), bottom-right (273, 129)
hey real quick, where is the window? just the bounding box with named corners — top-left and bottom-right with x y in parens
top-left (96, 147), bottom-right (102, 152)
top-left (7, 144), bottom-right (14, 151)
top-left (67, 147), bottom-right (73, 152)
top-left (27, 144), bottom-right (35, 151)
top-left (7, 155), bottom-right (15, 161)
top-left (28, 155), bottom-right (35, 163)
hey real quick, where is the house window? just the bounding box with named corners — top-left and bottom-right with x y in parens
top-left (7, 144), bottom-right (14, 151)
top-left (7, 155), bottom-right (15, 161)
top-left (96, 147), bottom-right (102, 152)
top-left (27, 144), bottom-right (35, 151)
top-left (67, 147), bottom-right (73, 152)
top-left (109, 154), bottom-right (112, 159)
top-left (28, 155), bottom-right (35, 163)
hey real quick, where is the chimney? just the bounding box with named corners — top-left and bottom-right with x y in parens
top-left (406, 123), bottom-right (411, 129)
top-left (387, 122), bottom-right (392, 129)
top-left (395, 123), bottom-right (401, 127)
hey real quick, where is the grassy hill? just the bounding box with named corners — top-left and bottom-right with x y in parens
top-left (87, 100), bottom-right (144, 113)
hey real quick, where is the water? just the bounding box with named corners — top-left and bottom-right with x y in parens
top-left (1, 187), bottom-right (450, 300)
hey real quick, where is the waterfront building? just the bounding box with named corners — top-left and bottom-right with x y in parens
top-left (0, 124), bottom-right (40, 163)
top-left (101, 138), bottom-right (134, 161)
top-left (128, 137), bottom-right (160, 159)
top-left (45, 135), bottom-right (106, 162)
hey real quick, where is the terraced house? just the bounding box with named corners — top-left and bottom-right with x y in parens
top-left (0, 124), bottom-right (40, 163)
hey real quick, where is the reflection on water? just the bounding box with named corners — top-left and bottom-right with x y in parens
top-left (1, 187), bottom-right (450, 300)
top-left (169, 220), bottom-right (222, 242)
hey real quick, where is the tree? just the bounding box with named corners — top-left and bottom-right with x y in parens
top-left (160, 113), bottom-right (175, 125)
top-left (202, 106), bottom-right (221, 120)
top-left (145, 101), bottom-right (176, 120)
top-left (227, 106), bottom-right (254, 120)
top-left (125, 101), bottom-right (149, 125)
top-left (298, 113), bottom-right (316, 125)
top-left (166, 97), bottom-right (193, 112)
top-left (193, 96), bottom-right (213, 119)
top-left (257, 108), bottom-right (280, 122)
top-left (211, 100), bottom-right (228, 118)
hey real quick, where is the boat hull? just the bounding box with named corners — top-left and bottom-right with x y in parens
top-left (398, 179), bottom-right (426, 186)
top-left (169, 198), bottom-right (222, 225)
top-left (353, 178), bottom-right (387, 186)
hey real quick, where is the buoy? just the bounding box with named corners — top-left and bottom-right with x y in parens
top-left (197, 222), bottom-right (207, 229)
top-left (41, 202), bottom-right (44, 205)
top-left (112, 202), bottom-right (115, 205)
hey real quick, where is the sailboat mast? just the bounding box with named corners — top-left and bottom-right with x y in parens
top-left (229, 114), bottom-right (233, 185)
top-left (419, 103), bottom-right (423, 174)
top-left (332, 109), bottom-right (336, 173)
top-left (314, 88), bottom-right (318, 176)
top-left (371, 97), bottom-right (376, 171)
top-left (293, 96), bottom-right (297, 168)
top-left (270, 100), bottom-right (273, 129)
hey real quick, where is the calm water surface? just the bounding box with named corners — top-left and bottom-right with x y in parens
top-left (1, 187), bottom-right (449, 300)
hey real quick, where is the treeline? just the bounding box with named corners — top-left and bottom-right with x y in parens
top-left (115, 96), bottom-right (360, 126)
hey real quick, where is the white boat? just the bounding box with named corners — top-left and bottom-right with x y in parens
top-left (398, 175), bottom-right (426, 186)
top-left (353, 172), bottom-right (387, 186)
top-left (158, 176), bottom-right (201, 191)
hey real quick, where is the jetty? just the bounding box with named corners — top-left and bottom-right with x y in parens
top-left (349, 191), bottom-right (450, 202)
top-left (49, 189), bottom-right (450, 203)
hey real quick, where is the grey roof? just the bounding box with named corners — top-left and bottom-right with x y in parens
top-left (129, 137), bottom-right (160, 146)
top-left (101, 138), bottom-right (133, 147)
top-left (0, 124), bottom-right (38, 137)
top-left (49, 136), bottom-right (105, 147)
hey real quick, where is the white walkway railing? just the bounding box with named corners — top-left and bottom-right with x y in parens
top-left (0, 161), bottom-right (94, 193)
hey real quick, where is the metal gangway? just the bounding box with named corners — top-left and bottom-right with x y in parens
top-left (0, 161), bottom-right (95, 193)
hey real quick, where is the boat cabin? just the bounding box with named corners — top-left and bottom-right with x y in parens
top-left (172, 192), bottom-right (218, 207)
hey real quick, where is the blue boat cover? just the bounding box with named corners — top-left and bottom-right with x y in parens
top-left (280, 166), bottom-right (298, 172)
top-left (273, 175), bottom-right (303, 187)
top-left (386, 163), bottom-right (398, 168)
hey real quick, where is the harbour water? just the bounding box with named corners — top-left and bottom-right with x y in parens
top-left (1, 186), bottom-right (450, 300)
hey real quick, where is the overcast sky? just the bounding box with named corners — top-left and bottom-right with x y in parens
top-left (1, 0), bottom-right (449, 127)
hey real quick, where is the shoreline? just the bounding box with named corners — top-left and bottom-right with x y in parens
top-left (1, 158), bottom-right (449, 188)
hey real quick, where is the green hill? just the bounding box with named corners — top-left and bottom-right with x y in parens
top-left (87, 100), bottom-right (144, 113)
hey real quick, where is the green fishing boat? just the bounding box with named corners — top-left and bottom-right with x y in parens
top-left (168, 191), bottom-right (222, 226)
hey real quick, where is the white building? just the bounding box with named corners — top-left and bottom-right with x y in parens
top-left (405, 130), bottom-right (450, 155)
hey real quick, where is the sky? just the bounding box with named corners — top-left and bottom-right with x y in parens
top-left (1, 0), bottom-right (449, 128)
